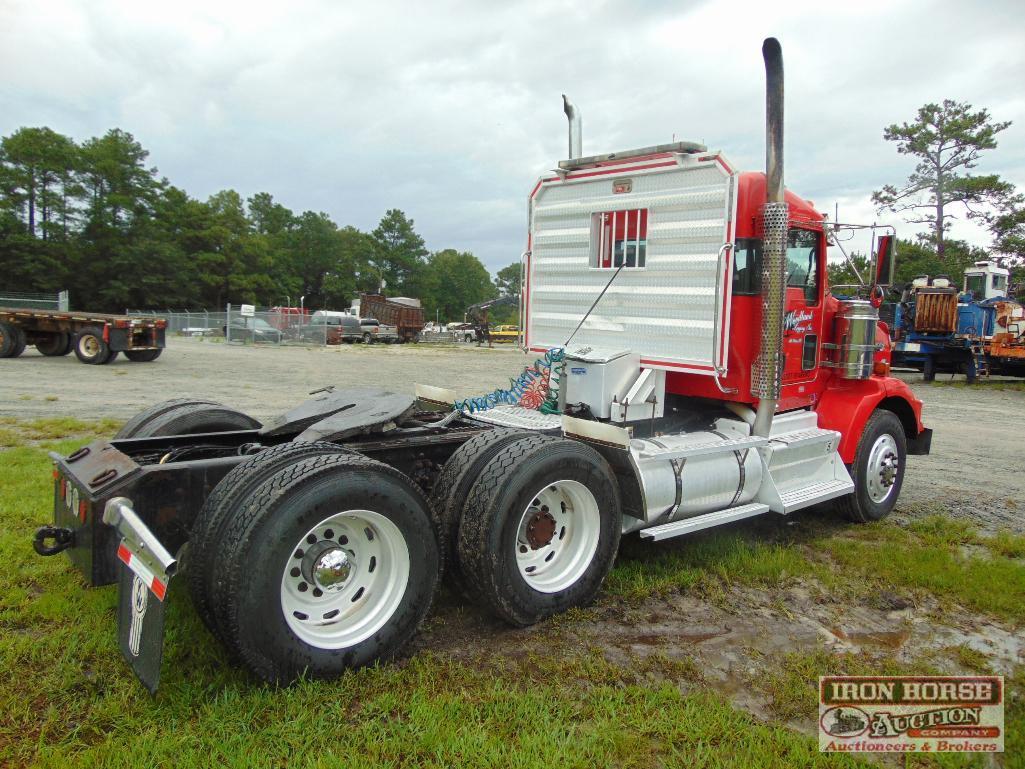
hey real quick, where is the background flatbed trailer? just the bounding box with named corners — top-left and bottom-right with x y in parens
top-left (0, 308), bottom-right (166, 364)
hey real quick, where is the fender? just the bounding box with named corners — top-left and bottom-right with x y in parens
top-left (815, 376), bottom-right (928, 464)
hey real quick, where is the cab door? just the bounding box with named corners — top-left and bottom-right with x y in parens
top-left (780, 227), bottom-right (824, 388)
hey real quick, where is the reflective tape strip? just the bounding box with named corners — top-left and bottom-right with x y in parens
top-left (116, 541), bottom-right (168, 601)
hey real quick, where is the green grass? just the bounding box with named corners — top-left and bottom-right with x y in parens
top-left (1, 421), bottom-right (1020, 768)
top-left (0, 426), bottom-right (866, 768)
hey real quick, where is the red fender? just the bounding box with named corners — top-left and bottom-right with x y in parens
top-left (815, 376), bottom-right (926, 464)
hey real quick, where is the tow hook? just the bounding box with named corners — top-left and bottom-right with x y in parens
top-left (33, 526), bottom-right (74, 556)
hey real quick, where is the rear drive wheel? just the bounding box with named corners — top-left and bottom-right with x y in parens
top-left (124, 348), bottom-right (162, 362)
top-left (362, 332), bottom-right (373, 344)
top-left (836, 409), bottom-right (906, 523)
top-left (215, 453), bottom-right (439, 684)
top-left (126, 401), bottom-right (261, 438)
top-left (457, 435), bottom-right (621, 626)
top-left (74, 326), bottom-right (110, 364)
top-left (428, 428), bottom-right (536, 595)
top-left (0, 322), bottom-right (26, 358)
top-left (189, 440), bottom-right (352, 643)
top-left (35, 332), bottom-right (70, 356)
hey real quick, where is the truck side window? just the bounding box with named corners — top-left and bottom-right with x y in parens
top-left (786, 228), bottom-right (820, 304)
top-left (732, 238), bottom-right (762, 295)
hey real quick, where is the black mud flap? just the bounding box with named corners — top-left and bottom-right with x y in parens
top-left (116, 561), bottom-right (169, 695)
top-left (103, 497), bottom-right (179, 695)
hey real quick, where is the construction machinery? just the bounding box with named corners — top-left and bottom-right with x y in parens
top-left (891, 261), bottom-right (1025, 381)
top-left (32, 39), bottom-right (930, 693)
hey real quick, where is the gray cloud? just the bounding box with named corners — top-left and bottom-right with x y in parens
top-left (2, 0), bottom-right (1023, 272)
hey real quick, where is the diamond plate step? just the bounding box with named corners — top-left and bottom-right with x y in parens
top-left (639, 502), bottom-right (771, 542)
top-left (769, 427), bottom-right (841, 449)
top-left (467, 406), bottom-right (563, 431)
top-left (635, 435), bottom-right (767, 461)
top-left (777, 478), bottom-right (854, 513)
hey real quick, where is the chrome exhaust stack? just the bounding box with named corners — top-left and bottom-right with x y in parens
top-left (562, 94), bottom-right (582, 159)
top-left (752, 37), bottom-right (789, 438)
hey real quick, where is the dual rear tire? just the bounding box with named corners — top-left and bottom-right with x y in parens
top-left (191, 450), bottom-right (439, 683)
top-left (436, 433), bottom-right (622, 626)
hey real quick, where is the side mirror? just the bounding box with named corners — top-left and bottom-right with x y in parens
top-left (874, 234), bottom-right (896, 288)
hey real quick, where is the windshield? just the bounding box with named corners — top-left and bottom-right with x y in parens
top-left (965, 274), bottom-right (985, 296)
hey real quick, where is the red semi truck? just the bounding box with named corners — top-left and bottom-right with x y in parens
top-left (33, 39), bottom-right (929, 692)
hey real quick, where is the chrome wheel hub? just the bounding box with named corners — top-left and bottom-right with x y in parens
top-left (310, 547), bottom-right (355, 593)
top-left (866, 434), bottom-right (900, 504)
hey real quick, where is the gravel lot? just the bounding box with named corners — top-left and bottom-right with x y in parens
top-left (2, 335), bottom-right (1022, 534)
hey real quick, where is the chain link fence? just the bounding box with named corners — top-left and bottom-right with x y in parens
top-left (125, 306), bottom-right (480, 347)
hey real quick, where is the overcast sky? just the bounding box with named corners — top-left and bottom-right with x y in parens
top-left (3, 0), bottom-right (1024, 274)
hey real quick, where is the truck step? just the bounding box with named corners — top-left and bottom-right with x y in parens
top-left (635, 434), bottom-right (767, 461)
top-left (777, 478), bottom-right (854, 513)
top-left (639, 502), bottom-right (771, 542)
top-left (769, 427), bottom-right (840, 450)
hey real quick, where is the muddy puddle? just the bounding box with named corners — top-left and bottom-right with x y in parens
top-left (417, 578), bottom-right (1024, 731)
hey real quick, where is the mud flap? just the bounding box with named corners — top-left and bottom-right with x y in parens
top-left (103, 497), bottom-right (178, 695)
top-left (116, 563), bottom-right (169, 694)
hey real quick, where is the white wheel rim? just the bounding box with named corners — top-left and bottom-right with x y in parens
top-left (80, 335), bottom-right (100, 357)
top-left (514, 479), bottom-right (600, 594)
top-left (280, 509), bottom-right (410, 649)
top-left (866, 433), bottom-right (900, 504)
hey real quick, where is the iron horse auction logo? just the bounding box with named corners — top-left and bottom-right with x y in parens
top-left (819, 676), bottom-right (1003, 754)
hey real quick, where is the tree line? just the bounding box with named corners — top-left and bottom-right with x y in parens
top-left (3, 99), bottom-right (1023, 320)
top-left (0, 127), bottom-right (513, 319)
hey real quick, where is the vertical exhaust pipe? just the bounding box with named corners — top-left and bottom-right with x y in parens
top-left (752, 37), bottom-right (789, 438)
top-left (562, 94), bottom-right (582, 159)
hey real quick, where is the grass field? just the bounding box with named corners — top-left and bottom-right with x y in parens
top-left (0, 419), bottom-right (1021, 768)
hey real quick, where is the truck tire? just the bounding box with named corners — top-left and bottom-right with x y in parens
top-left (362, 332), bottom-right (373, 344)
top-left (74, 326), bottom-right (111, 364)
top-left (0, 322), bottom-right (26, 358)
top-left (427, 428), bottom-right (536, 595)
top-left (130, 402), bottom-right (261, 438)
top-left (922, 356), bottom-right (935, 382)
top-left (214, 453), bottom-right (439, 684)
top-left (36, 332), bottom-right (70, 356)
top-left (189, 440), bottom-right (353, 643)
top-left (457, 435), bottom-right (621, 626)
top-left (836, 409), bottom-right (906, 523)
top-left (124, 348), bottom-right (162, 362)
top-left (464, 333), bottom-right (473, 343)
top-left (115, 398), bottom-right (222, 438)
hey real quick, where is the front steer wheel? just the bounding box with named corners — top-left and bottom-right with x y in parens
top-left (215, 453), bottom-right (440, 684)
top-left (836, 409), bottom-right (906, 523)
top-left (457, 435), bottom-right (621, 626)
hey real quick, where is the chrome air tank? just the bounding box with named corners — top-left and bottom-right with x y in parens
top-left (625, 431), bottom-right (764, 533)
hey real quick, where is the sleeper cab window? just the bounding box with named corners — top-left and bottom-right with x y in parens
top-left (590, 209), bottom-right (648, 268)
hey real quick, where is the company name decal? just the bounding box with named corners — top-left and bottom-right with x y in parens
top-left (819, 676), bottom-right (1003, 754)
top-left (783, 309), bottom-right (814, 334)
